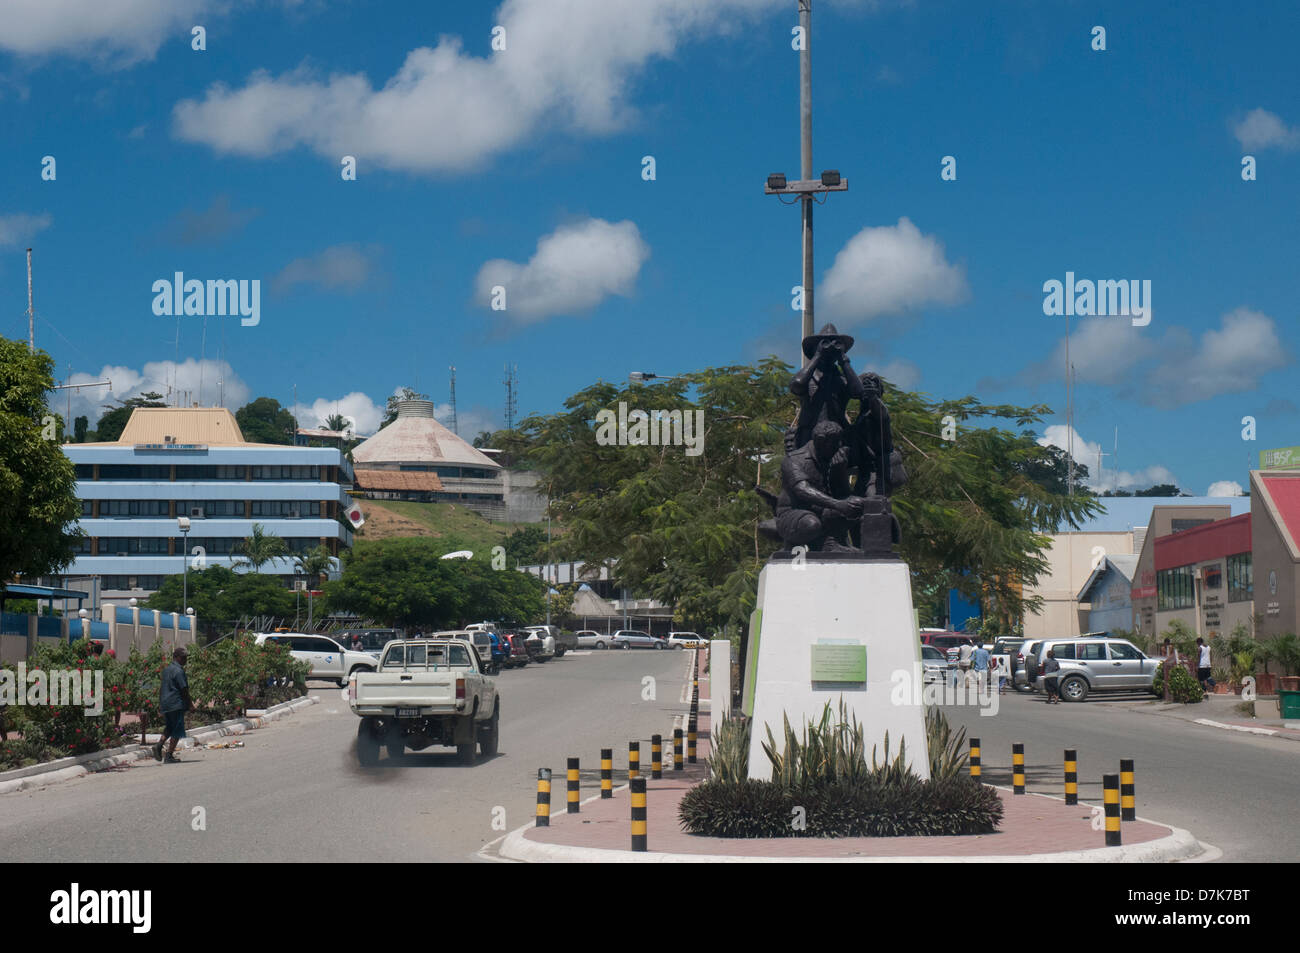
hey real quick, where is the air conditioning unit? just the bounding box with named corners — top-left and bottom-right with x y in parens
top-left (189, 507), bottom-right (205, 518)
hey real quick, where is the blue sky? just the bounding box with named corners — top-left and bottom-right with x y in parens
top-left (2, 0), bottom-right (1296, 495)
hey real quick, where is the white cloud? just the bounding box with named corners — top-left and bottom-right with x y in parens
top-left (0, 212), bottom-right (52, 248)
top-left (863, 358), bottom-right (921, 390)
top-left (474, 218), bottom-right (649, 324)
top-left (1146, 307), bottom-right (1289, 408)
top-left (1026, 317), bottom-right (1156, 388)
top-left (1232, 108), bottom-right (1300, 152)
top-left (271, 243), bottom-right (376, 295)
top-left (64, 359), bottom-right (249, 428)
top-left (0, 0), bottom-right (209, 62)
top-left (291, 391), bottom-right (385, 436)
top-left (1038, 425), bottom-right (1179, 495)
top-left (1207, 480), bottom-right (1244, 497)
top-left (819, 218), bottom-right (968, 326)
top-left (169, 0), bottom-right (881, 173)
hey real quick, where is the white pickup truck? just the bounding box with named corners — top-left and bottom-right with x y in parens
top-left (350, 638), bottom-right (500, 766)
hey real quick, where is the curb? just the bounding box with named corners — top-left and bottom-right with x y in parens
top-left (495, 784), bottom-right (1212, 865)
top-left (0, 694), bottom-right (318, 795)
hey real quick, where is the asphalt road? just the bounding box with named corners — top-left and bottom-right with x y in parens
top-left (0, 649), bottom-right (695, 862)
top-left (941, 689), bottom-right (1300, 862)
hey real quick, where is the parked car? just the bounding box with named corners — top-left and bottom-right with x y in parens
top-left (920, 631), bottom-right (979, 662)
top-left (1013, 639), bottom-right (1045, 691)
top-left (1029, 637), bottom-right (1158, 702)
top-left (334, 628), bottom-right (403, 659)
top-left (920, 644), bottom-right (953, 684)
top-left (611, 630), bottom-right (666, 650)
top-left (488, 632), bottom-right (511, 671)
top-left (501, 633), bottom-right (531, 668)
top-left (575, 630), bottom-right (607, 649)
top-left (523, 629), bottom-right (555, 663)
top-left (350, 637), bottom-right (499, 765)
top-left (434, 630), bottom-right (496, 674)
top-left (523, 625), bottom-right (576, 657)
top-left (667, 632), bottom-right (706, 649)
top-left (254, 633), bottom-right (377, 687)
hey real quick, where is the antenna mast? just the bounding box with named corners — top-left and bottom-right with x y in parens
top-left (504, 363), bottom-right (518, 431)
top-left (449, 365), bottom-right (458, 435)
top-left (26, 248), bottom-right (34, 352)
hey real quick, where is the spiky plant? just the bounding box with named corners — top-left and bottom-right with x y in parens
top-left (925, 706), bottom-right (969, 782)
top-left (708, 714), bottom-right (751, 783)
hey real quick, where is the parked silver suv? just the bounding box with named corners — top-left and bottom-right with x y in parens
top-left (1029, 637), bottom-right (1157, 702)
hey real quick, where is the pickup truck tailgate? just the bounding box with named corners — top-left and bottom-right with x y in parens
top-left (353, 672), bottom-right (460, 710)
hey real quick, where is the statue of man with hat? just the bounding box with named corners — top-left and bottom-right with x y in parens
top-left (786, 323), bottom-right (866, 453)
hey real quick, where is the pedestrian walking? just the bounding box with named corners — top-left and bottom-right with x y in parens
top-left (1196, 638), bottom-right (1214, 691)
top-left (152, 647), bottom-right (192, 764)
top-left (991, 656), bottom-right (1008, 694)
top-left (972, 642), bottom-right (991, 693)
top-left (958, 641), bottom-right (974, 687)
top-left (1042, 650), bottom-right (1061, 704)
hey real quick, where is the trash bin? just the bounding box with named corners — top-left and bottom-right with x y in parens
top-left (1279, 690), bottom-right (1300, 720)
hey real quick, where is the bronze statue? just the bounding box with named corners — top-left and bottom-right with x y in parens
top-left (758, 323), bottom-right (905, 559)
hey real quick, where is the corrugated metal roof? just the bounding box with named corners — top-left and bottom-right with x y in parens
top-left (1057, 496), bottom-right (1250, 533)
top-left (113, 407), bottom-right (249, 445)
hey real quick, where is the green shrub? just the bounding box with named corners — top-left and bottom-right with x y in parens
top-left (707, 714), bottom-right (751, 783)
top-left (6, 640), bottom-right (131, 755)
top-left (925, 706), bottom-right (969, 782)
top-left (760, 699), bottom-right (875, 789)
top-left (679, 775), bottom-right (1002, 838)
top-left (1168, 665), bottom-right (1204, 704)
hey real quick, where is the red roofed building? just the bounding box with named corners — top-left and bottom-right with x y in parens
top-left (1250, 469), bottom-right (1300, 639)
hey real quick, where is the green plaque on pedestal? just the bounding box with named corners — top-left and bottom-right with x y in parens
top-left (810, 643), bottom-right (866, 682)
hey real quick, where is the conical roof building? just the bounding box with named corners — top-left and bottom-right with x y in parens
top-left (351, 399), bottom-right (505, 518)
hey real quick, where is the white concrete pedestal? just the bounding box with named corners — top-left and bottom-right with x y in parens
top-left (743, 559), bottom-right (929, 780)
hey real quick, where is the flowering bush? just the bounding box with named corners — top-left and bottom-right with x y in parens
top-left (188, 634), bottom-right (309, 717)
top-left (6, 640), bottom-right (131, 756)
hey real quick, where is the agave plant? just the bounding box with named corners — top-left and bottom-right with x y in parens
top-left (707, 714), bottom-right (752, 784)
top-left (925, 706), bottom-right (969, 782)
top-left (761, 699), bottom-right (889, 790)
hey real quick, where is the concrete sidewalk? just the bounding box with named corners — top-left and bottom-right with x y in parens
top-left (498, 704), bottom-right (1206, 863)
top-left (1095, 694), bottom-right (1300, 742)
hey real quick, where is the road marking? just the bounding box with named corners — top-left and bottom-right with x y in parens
top-left (1193, 718), bottom-right (1277, 736)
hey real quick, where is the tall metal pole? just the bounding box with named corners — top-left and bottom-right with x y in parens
top-left (27, 248), bottom-right (35, 352)
top-left (799, 0), bottom-right (814, 348)
top-left (545, 512), bottom-right (552, 627)
top-left (182, 529), bottom-right (189, 614)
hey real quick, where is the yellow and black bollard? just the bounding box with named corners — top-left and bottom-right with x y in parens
top-left (969, 737), bottom-right (981, 780)
top-left (1120, 759), bottom-right (1135, 821)
top-left (535, 768), bottom-right (551, 827)
top-left (630, 777), bottom-right (647, 852)
top-left (651, 734), bottom-right (662, 779)
top-left (567, 757), bottom-right (580, 814)
top-left (600, 748), bottom-right (613, 798)
top-left (673, 728), bottom-right (683, 771)
top-left (1064, 749), bottom-right (1078, 805)
top-left (628, 740), bottom-right (640, 779)
top-left (1012, 743), bottom-right (1025, 794)
top-left (1103, 773), bottom-right (1121, 846)
top-left (687, 715), bottom-right (697, 764)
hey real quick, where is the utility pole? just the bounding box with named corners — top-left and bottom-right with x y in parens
top-left (1065, 311), bottom-right (1073, 497)
top-left (764, 1), bottom-right (847, 363)
top-left (27, 248), bottom-right (34, 352)
top-left (503, 363), bottom-right (518, 431)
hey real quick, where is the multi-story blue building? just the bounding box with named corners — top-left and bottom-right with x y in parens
top-left (56, 407), bottom-right (353, 605)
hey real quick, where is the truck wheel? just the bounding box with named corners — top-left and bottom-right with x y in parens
top-left (385, 724), bottom-right (404, 760)
top-left (1060, 676), bottom-right (1089, 702)
top-left (356, 718), bottom-right (381, 766)
top-left (479, 703), bottom-right (500, 757)
top-left (555, 648), bottom-right (566, 658)
top-left (457, 715), bottom-right (479, 765)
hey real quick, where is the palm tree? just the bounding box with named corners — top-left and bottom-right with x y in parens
top-left (324, 413), bottom-right (351, 433)
top-left (232, 523), bottom-right (288, 573)
top-left (292, 544), bottom-right (334, 588)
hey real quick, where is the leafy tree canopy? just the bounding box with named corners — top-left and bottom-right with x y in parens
top-left (512, 359), bottom-right (1101, 634)
top-left (381, 388), bottom-right (428, 429)
top-left (0, 336), bottom-right (82, 583)
top-left (145, 565), bottom-right (296, 635)
top-left (94, 391), bottom-right (167, 442)
top-left (235, 397), bottom-right (296, 445)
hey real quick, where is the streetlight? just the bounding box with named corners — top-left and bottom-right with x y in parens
top-left (177, 516), bottom-right (191, 615)
top-left (628, 371), bottom-right (684, 383)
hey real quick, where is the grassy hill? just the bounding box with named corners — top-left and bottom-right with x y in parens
top-left (356, 500), bottom-right (545, 554)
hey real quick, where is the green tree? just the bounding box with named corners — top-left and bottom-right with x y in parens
top-left (324, 413), bottom-right (350, 433)
top-left (145, 566), bottom-right (296, 638)
top-left (0, 336), bottom-right (83, 584)
top-left (1017, 441), bottom-right (1091, 496)
top-left (514, 360), bottom-right (1100, 636)
top-left (231, 523), bottom-right (288, 572)
top-left (1135, 483), bottom-right (1187, 497)
top-left (94, 391), bottom-right (167, 442)
top-left (503, 525), bottom-right (547, 564)
top-left (235, 397), bottom-right (297, 445)
top-left (73, 415), bottom-right (88, 443)
top-left (381, 387), bottom-right (428, 429)
top-left (292, 545), bottom-right (335, 586)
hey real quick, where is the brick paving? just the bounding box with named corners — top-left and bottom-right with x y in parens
top-left (524, 681), bottom-right (1172, 858)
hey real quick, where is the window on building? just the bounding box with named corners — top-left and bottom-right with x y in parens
top-left (81, 499), bottom-right (94, 517)
top-left (1227, 553), bottom-right (1252, 603)
top-left (95, 465), bottom-right (171, 480)
top-left (176, 500), bottom-right (243, 517)
top-left (1157, 565), bottom-right (1195, 611)
top-left (176, 465), bottom-right (245, 481)
top-left (251, 465), bottom-right (320, 481)
top-left (99, 500), bottom-right (170, 517)
top-left (1171, 518), bottom-right (1212, 533)
top-left (251, 501), bottom-right (321, 517)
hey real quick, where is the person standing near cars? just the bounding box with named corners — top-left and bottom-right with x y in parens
top-left (957, 641), bottom-right (975, 687)
top-left (972, 642), bottom-right (991, 693)
top-left (1042, 650), bottom-right (1061, 704)
top-left (1196, 638), bottom-right (1214, 691)
top-left (153, 647), bottom-right (192, 763)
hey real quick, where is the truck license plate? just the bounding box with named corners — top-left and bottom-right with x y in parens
top-left (397, 708), bottom-right (421, 717)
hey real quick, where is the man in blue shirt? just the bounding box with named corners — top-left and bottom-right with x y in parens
top-left (153, 647), bottom-right (192, 763)
top-left (972, 643), bottom-right (991, 693)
